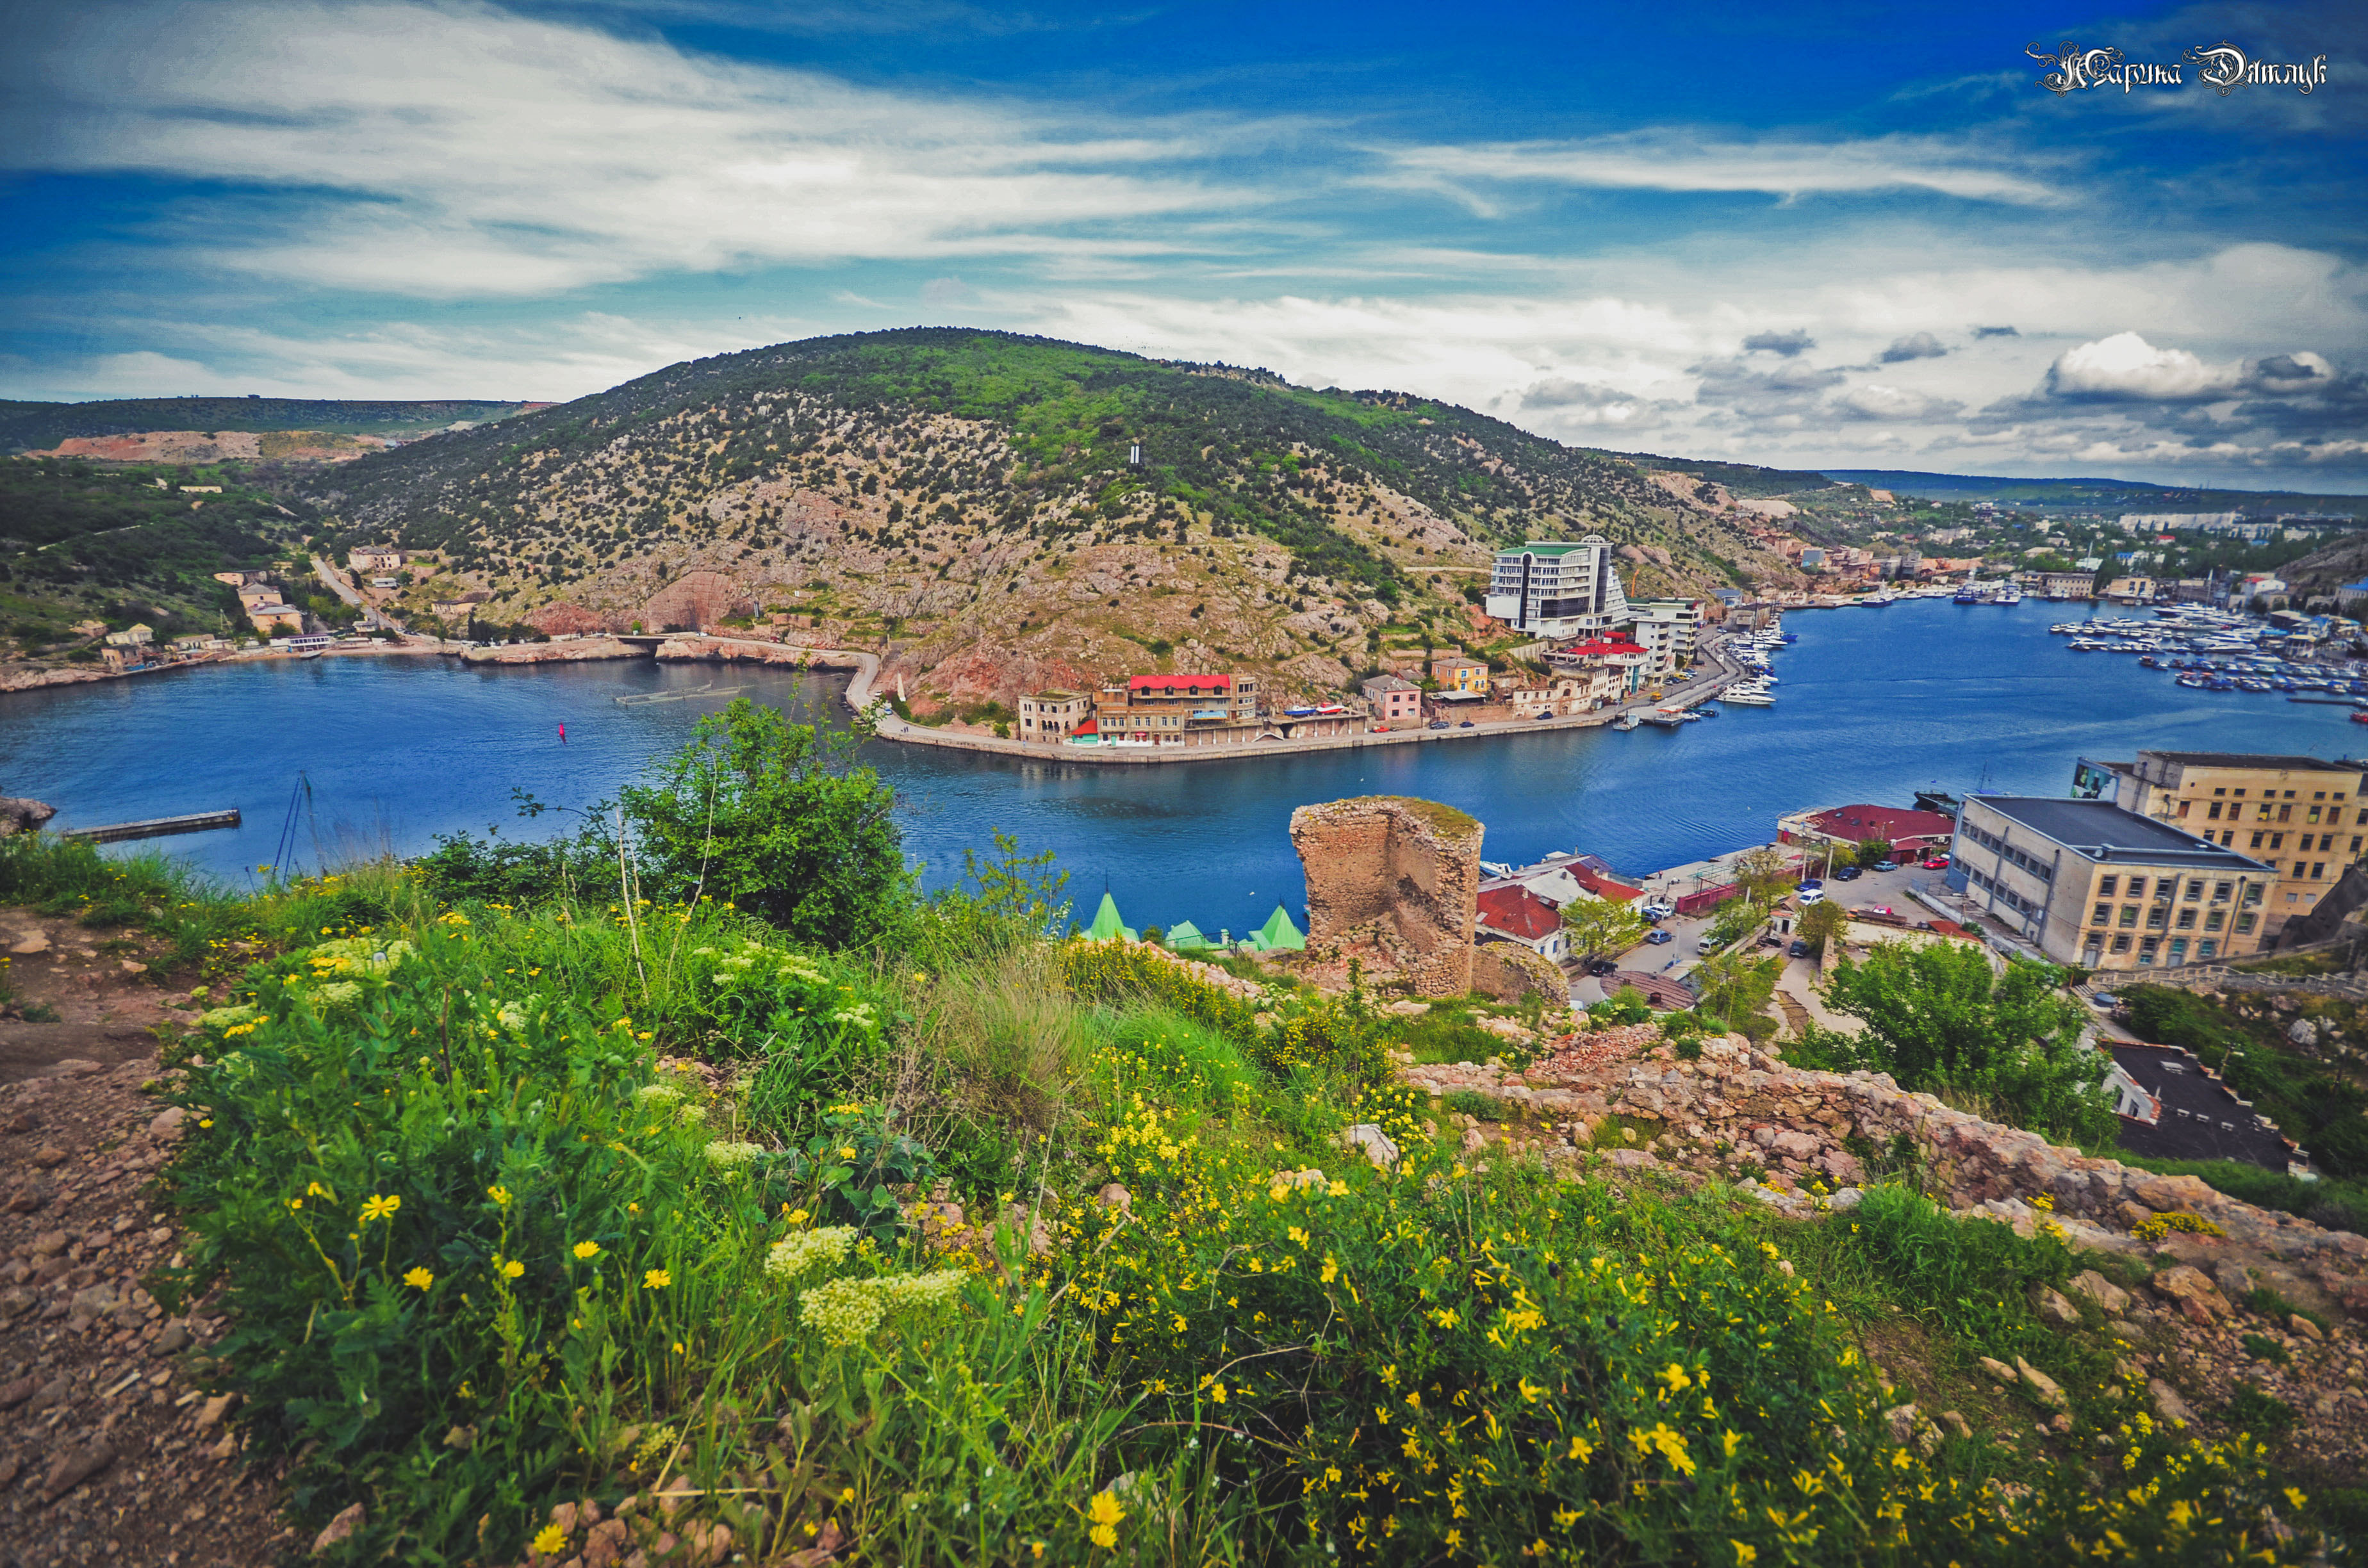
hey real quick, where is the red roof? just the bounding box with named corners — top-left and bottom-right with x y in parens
top-left (1807, 804), bottom-right (1957, 848)
top-left (1569, 865), bottom-right (1642, 902)
top-left (1477, 885), bottom-right (1563, 942)
top-left (1129, 674), bottom-right (1231, 692)
top-left (1560, 639), bottom-right (1647, 658)
top-left (1072, 717), bottom-right (1099, 736)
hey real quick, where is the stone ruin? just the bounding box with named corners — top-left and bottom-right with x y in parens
top-left (1290, 796), bottom-right (1484, 998)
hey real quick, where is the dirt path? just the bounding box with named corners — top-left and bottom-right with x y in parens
top-left (0, 908), bottom-right (286, 1564)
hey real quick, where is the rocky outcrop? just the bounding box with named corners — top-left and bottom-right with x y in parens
top-left (1290, 797), bottom-right (1483, 997)
top-left (457, 637), bottom-right (641, 666)
top-left (654, 637), bottom-right (866, 673)
top-left (1472, 942), bottom-right (1567, 1004)
top-left (0, 799), bottom-right (56, 837)
top-left (639, 571), bottom-right (753, 633)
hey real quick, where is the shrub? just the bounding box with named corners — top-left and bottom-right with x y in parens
top-left (1440, 1087), bottom-right (1505, 1121)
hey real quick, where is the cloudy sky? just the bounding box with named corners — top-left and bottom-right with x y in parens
top-left (2, 0), bottom-right (2362, 488)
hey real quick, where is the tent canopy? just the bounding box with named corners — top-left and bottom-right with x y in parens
top-left (1165, 919), bottom-right (1208, 951)
top-left (1085, 892), bottom-right (1137, 943)
top-left (1251, 904), bottom-right (1304, 952)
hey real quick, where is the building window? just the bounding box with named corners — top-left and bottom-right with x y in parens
top-left (2146, 908), bottom-right (2168, 930)
top-left (2205, 909), bottom-right (2223, 931)
top-left (2251, 831), bottom-right (2266, 847)
top-left (2212, 881), bottom-right (2232, 901)
top-left (2176, 801), bottom-right (2191, 817)
top-left (2207, 802), bottom-right (2223, 819)
top-left (2111, 933), bottom-right (2132, 953)
top-left (2314, 863), bottom-right (2327, 879)
top-left (2092, 903), bottom-right (2111, 926)
top-left (2118, 905), bottom-right (2140, 927)
top-left (2184, 879), bottom-right (2203, 901)
top-left (2198, 940), bottom-right (2217, 959)
top-left (2098, 875), bottom-right (2118, 897)
top-left (2175, 909), bottom-right (2196, 929)
top-left (2167, 938), bottom-right (2188, 963)
top-left (2270, 833), bottom-right (2285, 850)
top-left (2236, 912), bottom-right (2257, 932)
top-left (2279, 804), bottom-right (2294, 822)
top-left (2125, 877), bottom-right (2146, 899)
top-left (2139, 937), bottom-right (2160, 963)
top-left (2310, 805), bottom-right (2324, 824)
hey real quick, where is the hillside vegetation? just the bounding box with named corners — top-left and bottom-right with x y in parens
top-left (0, 709), bottom-right (2333, 1564)
top-left (0, 396), bottom-right (543, 452)
top-left (298, 330), bottom-right (1802, 706)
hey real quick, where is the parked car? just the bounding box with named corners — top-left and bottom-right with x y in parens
top-left (1458, 720), bottom-right (1475, 728)
top-left (1641, 902), bottom-right (1675, 920)
top-left (1534, 710), bottom-right (1554, 720)
top-left (1865, 905), bottom-right (1894, 917)
top-left (1797, 878), bottom-right (1823, 892)
top-left (1872, 859), bottom-right (1899, 872)
top-left (1586, 958), bottom-right (1618, 976)
top-left (1797, 888), bottom-right (1825, 904)
top-left (1427, 720), bottom-right (1449, 730)
top-left (1644, 929), bottom-right (1673, 945)
top-left (1788, 939), bottom-right (1810, 958)
top-left (1922, 854), bottom-right (1951, 869)
top-left (1834, 866), bottom-right (1863, 882)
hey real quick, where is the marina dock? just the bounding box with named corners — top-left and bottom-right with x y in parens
top-left (61, 809), bottom-right (242, 844)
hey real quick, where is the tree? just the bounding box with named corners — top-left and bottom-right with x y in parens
top-left (1854, 838), bottom-right (1893, 869)
top-left (1562, 895), bottom-right (1651, 960)
top-left (1689, 951), bottom-right (1779, 1033)
top-left (1797, 898), bottom-right (1847, 953)
top-left (1822, 939), bottom-right (2113, 1143)
top-left (620, 698), bottom-right (910, 949)
top-left (1731, 846), bottom-right (1793, 901)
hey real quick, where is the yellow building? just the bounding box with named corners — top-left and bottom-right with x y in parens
top-left (2073, 751), bottom-right (2365, 940)
top-left (1430, 656), bottom-right (1490, 695)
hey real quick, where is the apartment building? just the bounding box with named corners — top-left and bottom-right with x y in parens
top-left (1361, 673), bottom-right (1423, 726)
top-left (2071, 751), bottom-right (2365, 938)
top-left (1625, 598), bottom-right (1701, 677)
top-left (1951, 796), bottom-right (2273, 971)
top-left (1483, 538), bottom-right (1629, 639)
top-left (1091, 673), bottom-right (1265, 748)
top-left (1017, 690), bottom-right (1092, 744)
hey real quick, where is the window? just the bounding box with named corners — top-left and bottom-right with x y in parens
top-left (2198, 939), bottom-right (2217, 959)
top-left (2139, 937), bottom-right (2160, 963)
top-left (2214, 787), bottom-right (2228, 796)
top-left (2280, 804), bottom-right (2294, 822)
top-left (2184, 879), bottom-right (2203, 901)
top-left (2237, 912), bottom-right (2257, 932)
top-left (2111, 933), bottom-right (2132, 953)
top-left (2207, 801), bottom-right (2223, 819)
top-left (2314, 863), bottom-right (2327, 880)
top-left (2146, 906), bottom-right (2169, 930)
top-left (2205, 910), bottom-right (2224, 931)
top-left (2325, 833), bottom-right (2340, 852)
top-left (2125, 877), bottom-right (2146, 898)
top-left (2271, 833), bottom-right (2285, 850)
top-left (2259, 804), bottom-right (2274, 821)
top-left (2359, 808), bottom-right (2368, 824)
top-left (2310, 805), bottom-right (2324, 824)
top-left (2098, 876), bottom-right (2119, 897)
top-left (2168, 938), bottom-right (2188, 963)
top-left (2119, 906), bottom-right (2140, 927)
top-left (2092, 903), bottom-right (2112, 926)
top-left (2318, 791), bottom-right (2329, 801)
top-left (2354, 837), bottom-right (2363, 854)
top-left (2234, 788), bottom-right (2248, 797)
top-left (2177, 801), bottom-right (2191, 817)
top-left (2212, 881), bottom-right (2232, 901)
top-left (2251, 831), bottom-right (2266, 847)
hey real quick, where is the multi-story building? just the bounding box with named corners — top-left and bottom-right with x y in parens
top-left (1950, 796), bottom-right (2272, 971)
top-left (1545, 635), bottom-right (1650, 696)
top-left (1625, 599), bottom-right (1701, 677)
top-left (1484, 538), bottom-right (1629, 639)
top-left (2071, 751), bottom-right (2365, 938)
top-left (1017, 690), bottom-right (1092, 744)
top-left (1361, 673), bottom-right (1422, 726)
top-left (1429, 656), bottom-right (1490, 696)
top-left (1091, 673), bottom-right (1265, 749)
top-left (1474, 884), bottom-right (1568, 963)
top-left (349, 546), bottom-right (404, 574)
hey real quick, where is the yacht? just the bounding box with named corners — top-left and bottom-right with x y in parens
top-left (1993, 584), bottom-right (2022, 606)
top-left (1721, 687), bottom-right (1775, 706)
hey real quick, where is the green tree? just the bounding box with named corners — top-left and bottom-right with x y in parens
top-left (1731, 846), bottom-right (1793, 901)
top-left (1854, 838), bottom-right (1893, 869)
top-left (1797, 899), bottom-right (1847, 954)
top-left (1562, 895), bottom-right (1651, 960)
top-left (1823, 940), bottom-right (2112, 1143)
top-left (1690, 951), bottom-right (1778, 1034)
top-left (621, 698), bottom-right (910, 949)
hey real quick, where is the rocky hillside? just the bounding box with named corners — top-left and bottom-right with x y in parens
top-left (297, 330), bottom-right (1807, 708)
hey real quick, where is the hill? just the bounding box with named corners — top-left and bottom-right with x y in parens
top-left (1821, 470), bottom-right (2368, 517)
top-left (292, 329), bottom-right (1806, 710)
top-left (0, 396), bottom-right (545, 452)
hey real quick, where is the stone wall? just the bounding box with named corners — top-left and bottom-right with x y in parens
top-left (1290, 797), bottom-right (1483, 997)
top-left (1472, 942), bottom-right (1568, 1004)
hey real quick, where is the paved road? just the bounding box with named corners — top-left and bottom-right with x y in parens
top-left (310, 555), bottom-right (411, 635)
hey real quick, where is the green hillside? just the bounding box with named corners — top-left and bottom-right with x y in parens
top-left (0, 396), bottom-right (541, 451)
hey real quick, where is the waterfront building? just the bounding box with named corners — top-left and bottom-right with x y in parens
top-left (247, 605), bottom-right (303, 635)
top-left (1777, 803), bottom-right (1957, 863)
top-left (2069, 751), bottom-right (2366, 940)
top-left (103, 623), bottom-right (154, 648)
top-left (2102, 576), bottom-right (2158, 603)
top-left (1483, 538), bottom-right (1629, 638)
top-left (1091, 673), bottom-right (1266, 749)
top-left (1361, 673), bottom-right (1422, 726)
top-left (1950, 796), bottom-right (2273, 970)
top-left (1475, 884), bottom-right (1568, 963)
top-left (1017, 690), bottom-right (1092, 744)
top-left (1503, 673), bottom-right (1600, 717)
top-left (2037, 572), bottom-right (2097, 600)
top-left (1543, 636), bottom-right (1649, 696)
top-left (236, 585), bottom-right (283, 610)
top-left (1624, 598), bottom-right (1702, 676)
top-left (1429, 656), bottom-right (1490, 696)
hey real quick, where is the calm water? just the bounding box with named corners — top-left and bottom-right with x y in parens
top-left (4, 601), bottom-right (2362, 936)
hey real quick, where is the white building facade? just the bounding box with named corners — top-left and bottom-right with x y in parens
top-left (1485, 538), bottom-right (1629, 639)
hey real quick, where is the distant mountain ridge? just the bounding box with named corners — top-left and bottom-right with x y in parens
top-left (0, 396), bottom-right (545, 451)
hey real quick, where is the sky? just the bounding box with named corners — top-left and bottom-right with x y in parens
top-left (1, 0), bottom-right (2362, 490)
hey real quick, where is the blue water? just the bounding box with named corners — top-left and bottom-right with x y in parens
top-left (4, 601), bottom-right (2360, 935)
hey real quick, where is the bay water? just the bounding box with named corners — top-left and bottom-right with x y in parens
top-left (4, 600), bottom-right (2360, 936)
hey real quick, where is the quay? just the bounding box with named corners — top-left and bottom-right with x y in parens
top-left (60, 808), bottom-right (242, 844)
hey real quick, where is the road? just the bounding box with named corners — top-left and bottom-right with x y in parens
top-left (310, 555), bottom-right (411, 636)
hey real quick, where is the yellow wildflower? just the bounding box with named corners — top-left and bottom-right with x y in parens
top-left (532, 1524), bottom-right (567, 1555)
top-left (501, 1259), bottom-right (525, 1279)
top-left (488, 1184), bottom-right (511, 1206)
top-left (359, 1194), bottom-right (400, 1223)
top-left (644, 1269), bottom-right (671, 1290)
top-left (404, 1267), bottom-right (434, 1289)
top-left (572, 1241), bottom-right (600, 1261)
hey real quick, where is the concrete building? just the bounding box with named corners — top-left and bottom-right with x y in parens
top-left (1950, 796), bottom-right (2273, 970)
top-left (1091, 673), bottom-right (1267, 749)
top-left (1361, 673), bottom-right (1423, 726)
top-left (2070, 751), bottom-right (2366, 939)
top-left (1544, 635), bottom-right (1650, 696)
top-left (1483, 538), bottom-right (1629, 639)
top-left (2102, 576), bottom-right (2158, 603)
top-left (1429, 656), bottom-right (1490, 696)
top-left (247, 605), bottom-right (304, 635)
top-left (1017, 690), bottom-right (1092, 744)
top-left (1625, 598), bottom-right (1702, 676)
top-left (349, 546), bottom-right (404, 573)
top-left (103, 623), bottom-right (154, 648)
top-left (2038, 572), bottom-right (2097, 600)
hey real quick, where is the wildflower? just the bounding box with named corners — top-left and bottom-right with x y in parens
top-left (767, 1227), bottom-right (857, 1280)
top-left (532, 1524), bottom-right (568, 1555)
top-left (703, 1141), bottom-right (763, 1169)
top-left (404, 1267), bottom-right (434, 1289)
top-left (1087, 1490), bottom-right (1125, 1549)
top-left (359, 1194), bottom-right (401, 1223)
top-left (488, 1184), bottom-right (511, 1206)
top-left (573, 1241), bottom-right (600, 1261)
top-left (1208, 1381), bottom-right (1228, 1405)
top-left (285, 1198), bottom-right (303, 1213)
top-left (1731, 1543), bottom-right (1757, 1566)
top-left (784, 1207), bottom-right (810, 1224)
top-left (643, 1269), bottom-right (671, 1290)
top-left (198, 1119), bottom-right (214, 1129)
top-left (500, 1259), bottom-right (525, 1279)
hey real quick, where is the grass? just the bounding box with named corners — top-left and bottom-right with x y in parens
top-left (0, 831), bottom-right (2337, 1564)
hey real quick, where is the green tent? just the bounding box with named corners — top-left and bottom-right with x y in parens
top-left (1252, 904), bottom-right (1305, 952)
top-left (1165, 919), bottom-right (1208, 952)
top-left (1085, 892), bottom-right (1137, 943)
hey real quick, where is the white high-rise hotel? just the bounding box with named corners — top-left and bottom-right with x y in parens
top-left (1484, 537), bottom-right (1630, 639)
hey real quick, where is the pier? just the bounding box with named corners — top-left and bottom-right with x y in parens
top-left (60, 809), bottom-right (242, 844)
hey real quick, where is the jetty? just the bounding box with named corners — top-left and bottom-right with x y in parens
top-left (61, 808), bottom-right (242, 844)
top-left (614, 683), bottom-right (753, 707)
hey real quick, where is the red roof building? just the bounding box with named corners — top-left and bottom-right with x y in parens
top-left (1779, 803), bottom-right (1958, 857)
top-left (1128, 674), bottom-right (1232, 694)
top-left (1476, 885), bottom-right (1568, 961)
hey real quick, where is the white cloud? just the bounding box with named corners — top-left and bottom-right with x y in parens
top-left (3, 0), bottom-right (1251, 297)
top-left (2044, 331), bottom-right (2237, 401)
top-left (1381, 131), bottom-right (2074, 208)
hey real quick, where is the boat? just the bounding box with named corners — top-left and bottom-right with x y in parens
top-left (1993, 585), bottom-right (2022, 605)
top-left (1613, 712), bottom-right (1641, 731)
top-left (1953, 585), bottom-right (1983, 605)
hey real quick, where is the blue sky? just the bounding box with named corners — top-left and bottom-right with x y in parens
top-left (2, 0), bottom-right (2362, 487)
